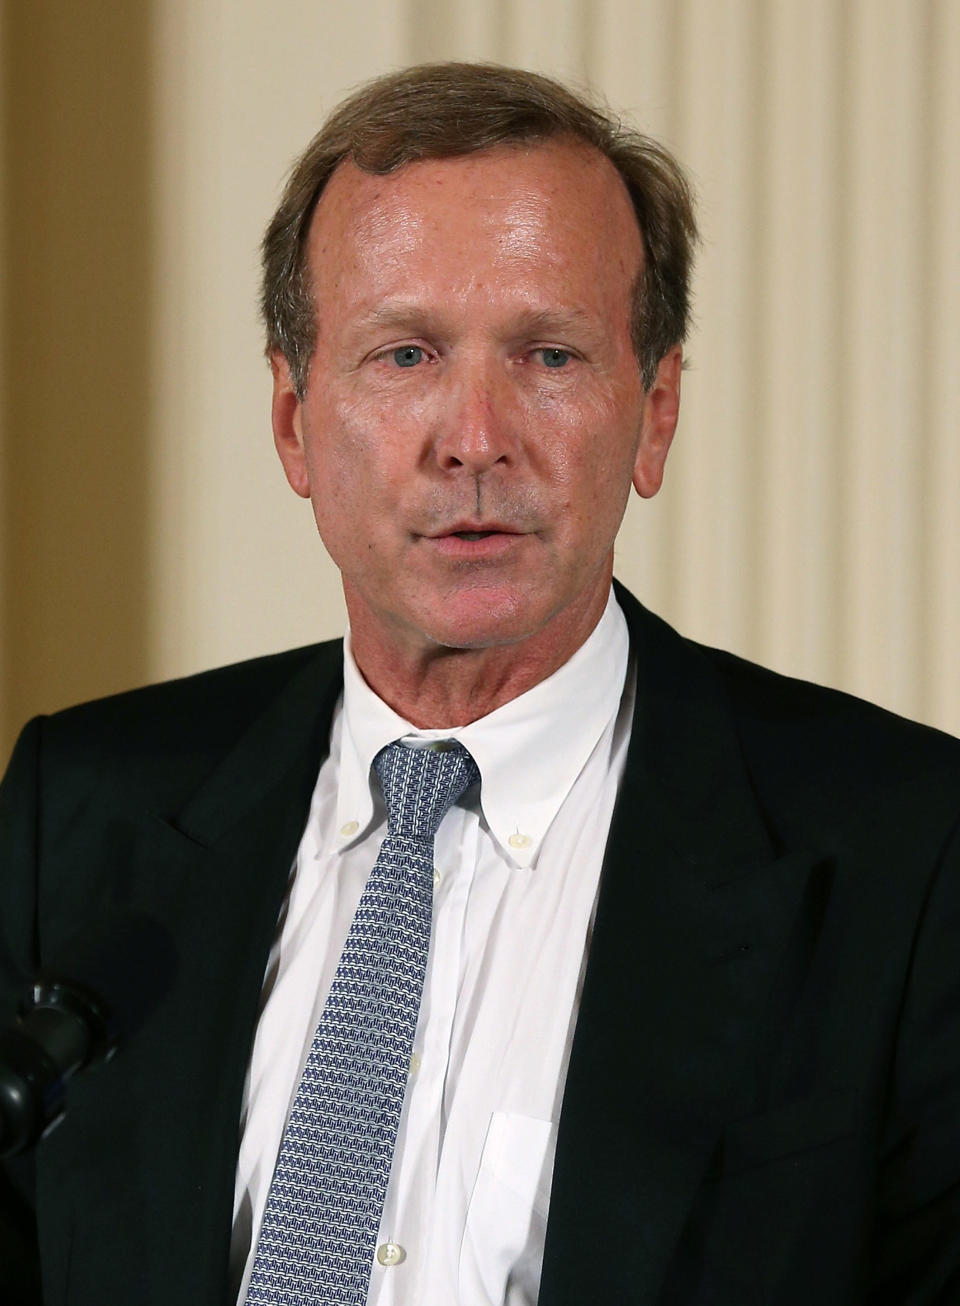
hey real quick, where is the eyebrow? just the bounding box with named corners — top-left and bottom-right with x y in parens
top-left (354, 302), bottom-right (445, 333)
top-left (352, 301), bottom-right (599, 338)
top-left (505, 305), bottom-right (598, 338)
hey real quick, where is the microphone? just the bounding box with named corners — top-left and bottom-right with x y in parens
top-left (0, 912), bottom-right (177, 1156)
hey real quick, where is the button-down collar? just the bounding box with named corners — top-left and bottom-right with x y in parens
top-left (335, 590), bottom-right (629, 867)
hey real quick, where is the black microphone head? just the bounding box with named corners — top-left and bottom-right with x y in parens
top-left (1, 912), bottom-right (178, 1155)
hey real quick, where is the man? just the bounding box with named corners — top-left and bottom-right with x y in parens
top-left (2, 62), bottom-right (960, 1306)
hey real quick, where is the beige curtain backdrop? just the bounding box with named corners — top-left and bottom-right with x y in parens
top-left (2, 0), bottom-right (958, 763)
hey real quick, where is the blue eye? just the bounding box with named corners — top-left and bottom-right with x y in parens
top-left (392, 345), bottom-right (424, 367)
top-left (540, 348), bottom-right (571, 368)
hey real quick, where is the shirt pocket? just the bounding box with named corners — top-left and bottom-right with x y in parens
top-left (458, 1112), bottom-right (555, 1305)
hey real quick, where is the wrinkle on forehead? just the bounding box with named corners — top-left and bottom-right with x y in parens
top-left (324, 173), bottom-right (562, 262)
top-left (307, 141), bottom-right (644, 330)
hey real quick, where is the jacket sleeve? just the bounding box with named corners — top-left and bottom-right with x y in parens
top-left (0, 718), bottom-right (45, 1305)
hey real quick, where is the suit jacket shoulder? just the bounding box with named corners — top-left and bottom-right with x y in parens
top-left (24, 640), bottom-right (341, 809)
top-left (0, 639), bottom-right (344, 1014)
top-left (615, 583), bottom-right (960, 847)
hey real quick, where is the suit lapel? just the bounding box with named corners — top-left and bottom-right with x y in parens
top-left (152, 643), bottom-right (344, 1304)
top-left (539, 590), bottom-right (825, 1305)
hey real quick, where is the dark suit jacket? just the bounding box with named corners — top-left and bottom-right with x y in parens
top-left (2, 585), bottom-right (960, 1305)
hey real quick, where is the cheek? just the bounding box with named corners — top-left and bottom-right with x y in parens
top-left (304, 390), bottom-right (373, 465)
top-left (301, 394), bottom-right (393, 504)
top-left (306, 380), bottom-right (438, 473)
top-left (525, 393), bottom-right (639, 510)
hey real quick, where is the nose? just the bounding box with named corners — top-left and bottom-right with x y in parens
top-left (433, 361), bottom-right (519, 475)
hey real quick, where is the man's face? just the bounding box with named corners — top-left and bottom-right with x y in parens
top-left (273, 139), bottom-right (680, 661)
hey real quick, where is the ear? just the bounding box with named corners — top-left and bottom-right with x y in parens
top-left (271, 352), bottom-right (310, 498)
top-left (633, 344), bottom-right (682, 499)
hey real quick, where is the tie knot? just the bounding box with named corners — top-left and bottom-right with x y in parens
top-left (373, 741), bottom-right (479, 840)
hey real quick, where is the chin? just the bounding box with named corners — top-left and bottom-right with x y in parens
top-left (414, 590), bottom-right (546, 652)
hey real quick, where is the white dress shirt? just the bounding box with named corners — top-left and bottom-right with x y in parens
top-left (231, 591), bottom-right (634, 1305)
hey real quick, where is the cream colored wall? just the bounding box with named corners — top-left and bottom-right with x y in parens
top-left (2, 3), bottom-right (154, 759)
top-left (2, 0), bottom-right (958, 762)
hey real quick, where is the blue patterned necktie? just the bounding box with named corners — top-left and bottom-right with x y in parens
top-left (244, 739), bottom-right (479, 1306)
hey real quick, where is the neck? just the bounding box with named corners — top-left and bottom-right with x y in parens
top-left (347, 585), bottom-right (612, 728)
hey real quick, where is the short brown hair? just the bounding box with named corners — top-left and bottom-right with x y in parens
top-left (262, 62), bottom-right (698, 394)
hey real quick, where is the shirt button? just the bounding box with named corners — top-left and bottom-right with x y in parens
top-left (340, 820), bottom-right (359, 838)
top-left (376, 1242), bottom-right (406, 1267)
top-left (433, 868), bottom-right (442, 886)
top-left (408, 1052), bottom-right (421, 1077)
top-left (508, 832), bottom-right (532, 849)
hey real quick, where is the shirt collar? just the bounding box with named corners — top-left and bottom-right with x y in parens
top-left (335, 590), bottom-right (630, 867)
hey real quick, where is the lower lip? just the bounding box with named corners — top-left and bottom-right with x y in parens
top-left (425, 532), bottom-right (527, 560)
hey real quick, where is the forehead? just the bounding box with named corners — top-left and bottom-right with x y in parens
top-left (305, 139), bottom-right (644, 321)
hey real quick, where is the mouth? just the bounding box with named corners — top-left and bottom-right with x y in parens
top-left (423, 523), bottom-right (528, 559)
top-left (430, 521), bottom-right (521, 540)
